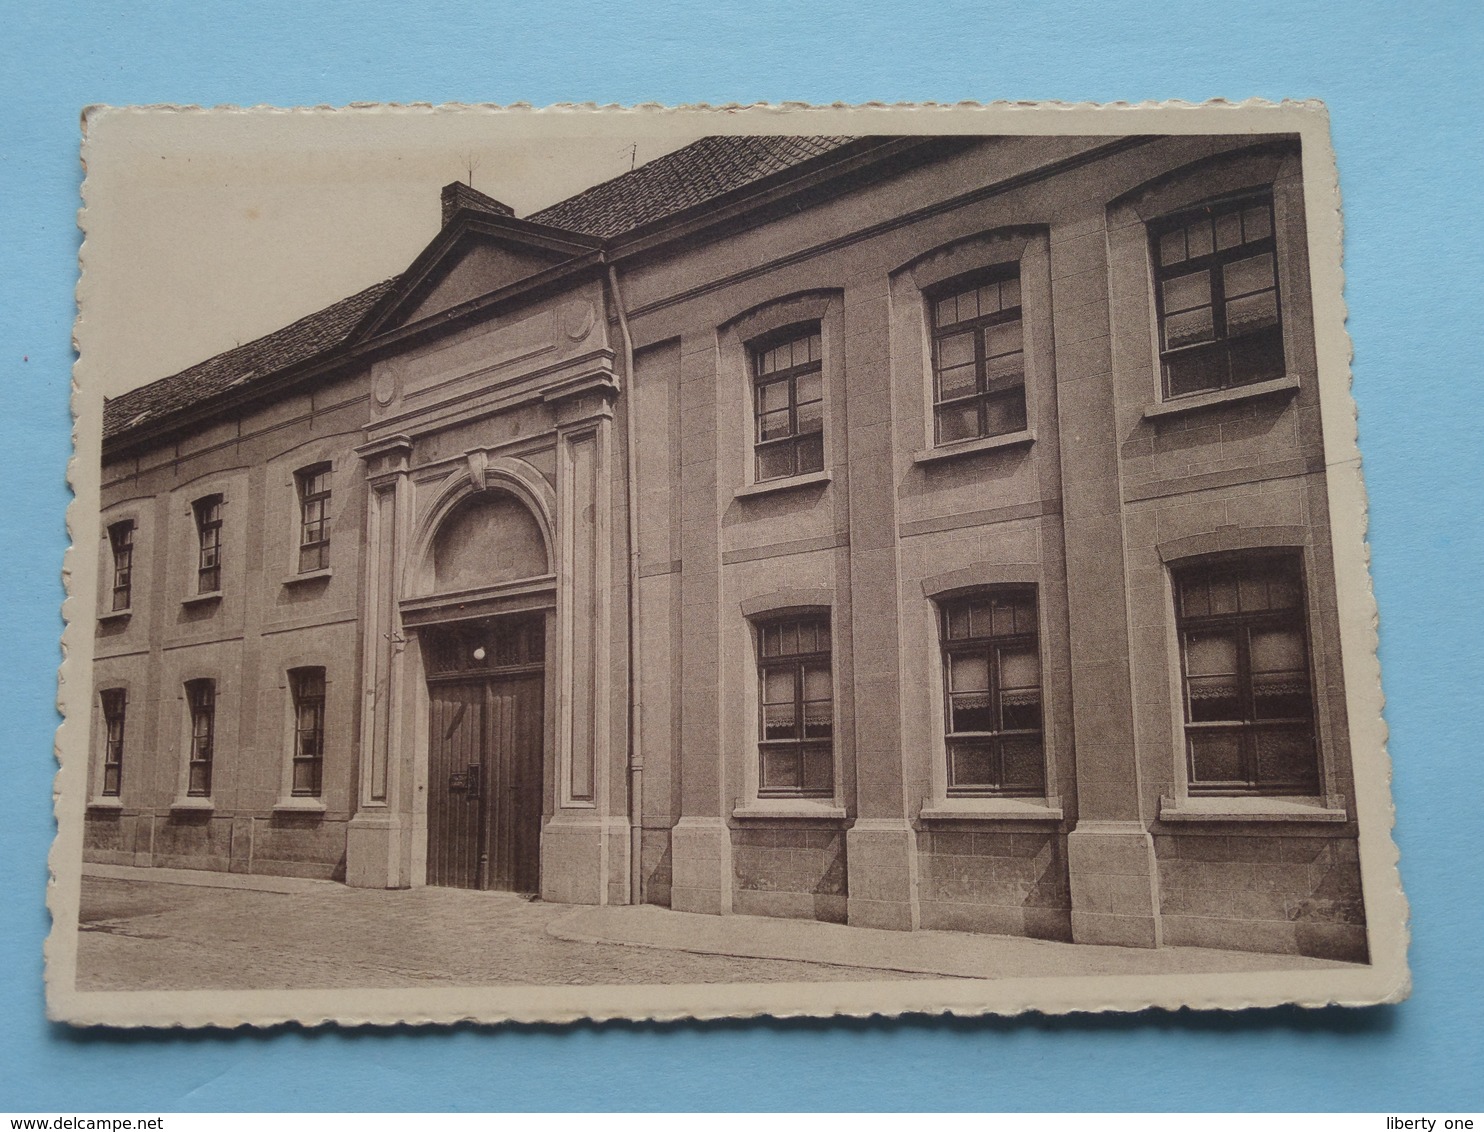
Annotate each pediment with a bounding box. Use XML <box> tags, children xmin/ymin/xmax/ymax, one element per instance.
<box><xmin>353</xmin><ymin>215</ymin><xmax>603</xmax><ymax>341</ymax></box>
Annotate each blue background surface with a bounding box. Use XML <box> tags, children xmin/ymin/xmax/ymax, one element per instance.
<box><xmin>2</xmin><ymin>0</ymin><xmax>1480</xmax><ymax>1112</ymax></box>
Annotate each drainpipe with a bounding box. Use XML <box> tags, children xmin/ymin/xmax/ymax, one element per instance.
<box><xmin>606</xmin><ymin>262</ymin><xmax>644</xmax><ymax>906</ymax></box>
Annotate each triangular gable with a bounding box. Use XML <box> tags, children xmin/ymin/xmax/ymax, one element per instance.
<box><xmin>351</xmin><ymin>212</ymin><xmax>604</xmax><ymax>341</ymax></box>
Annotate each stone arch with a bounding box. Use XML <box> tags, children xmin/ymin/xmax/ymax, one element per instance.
<box><xmin>406</xmin><ymin>455</ymin><xmax>556</xmax><ymax>600</ymax></box>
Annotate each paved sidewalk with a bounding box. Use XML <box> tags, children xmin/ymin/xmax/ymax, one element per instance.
<box><xmin>76</xmin><ymin>864</ymin><xmax>1354</xmax><ymax>991</ymax></box>
<box><xmin>552</xmin><ymin>904</ymin><xmax>1352</xmax><ymax>980</ymax></box>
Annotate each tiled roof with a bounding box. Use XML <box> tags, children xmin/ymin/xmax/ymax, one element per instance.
<box><xmin>528</xmin><ymin>135</ymin><xmax>856</xmax><ymax>237</ymax></box>
<box><xmin>102</xmin><ymin>278</ymin><xmax>397</xmax><ymax>442</ymax></box>
<box><xmin>103</xmin><ymin>135</ymin><xmax>857</xmax><ymax>445</ymax></box>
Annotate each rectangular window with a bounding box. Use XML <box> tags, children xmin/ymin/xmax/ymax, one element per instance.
<box><xmin>930</xmin><ymin>270</ymin><xmax>1027</xmax><ymax>445</ymax></box>
<box><xmin>756</xmin><ymin>614</ymin><xmax>833</xmax><ymax>797</ymax></box>
<box><xmin>100</xmin><ymin>688</ymin><xmax>126</xmax><ymax>797</ymax></box>
<box><xmin>1174</xmin><ymin>554</ymin><xmax>1319</xmax><ymax>795</ymax></box>
<box><xmin>752</xmin><ymin>326</ymin><xmax>824</xmax><ymax>482</ymax></box>
<box><xmin>1151</xmin><ymin>193</ymin><xmax>1284</xmax><ymax>398</ymax></box>
<box><xmin>107</xmin><ymin>520</ymin><xmax>134</xmax><ymax>611</ymax></box>
<box><xmin>940</xmin><ymin>589</ymin><xmax>1044</xmax><ymax>796</ymax></box>
<box><xmin>289</xmin><ymin>667</ymin><xmax>326</xmax><ymax>796</ymax></box>
<box><xmin>194</xmin><ymin>494</ymin><xmax>223</xmax><ymax>593</ymax></box>
<box><xmin>185</xmin><ymin>679</ymin><xmax>216</xmax><ymax>797</ymax></box>
<box><xmin>296</xmin><ymin>465</ymin><xmax>332</xmax><ymax>573</ymax></box>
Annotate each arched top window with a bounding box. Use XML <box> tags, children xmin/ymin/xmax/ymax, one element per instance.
<box><xmin>431</xmin><ymin>491</ymin><xmax>549</xmax><ymax>593</ymax></box>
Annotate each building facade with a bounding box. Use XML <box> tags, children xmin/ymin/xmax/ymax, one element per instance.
<box><xmin>87</xmin><ymin>133</ymin><xmax>1369</xmax><ymax>962</ymax></box>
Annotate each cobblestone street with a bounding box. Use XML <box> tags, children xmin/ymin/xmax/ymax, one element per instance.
<box><xmin>76</xmin><ymin>875</ymin><xmax>928</xmax><ymax>991</ymax></box>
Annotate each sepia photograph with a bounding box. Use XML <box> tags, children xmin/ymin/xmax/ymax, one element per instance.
<box><xmin>49</xmin><ymin>103</ymin><xmax>1408</xmax><ymax>1027</ymax></box>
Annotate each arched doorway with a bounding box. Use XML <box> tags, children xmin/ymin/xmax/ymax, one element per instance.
<box><xmin>417</xmin><ymin>489</ymin><xmax>553</xmax><ymax>893</ymax></box>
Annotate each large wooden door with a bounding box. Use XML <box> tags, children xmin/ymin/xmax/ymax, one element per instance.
<box><xmin>426</xmin><ymin>671</ymin><xmax>545</xmax><ymax>892</ymax></box>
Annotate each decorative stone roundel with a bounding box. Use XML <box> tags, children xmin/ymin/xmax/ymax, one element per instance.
<box><xmin>563</xmin><ymin>300</ymin><xmax>596</xmax><ymax>342</ymax></box>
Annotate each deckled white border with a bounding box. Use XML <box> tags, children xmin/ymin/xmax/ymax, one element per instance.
<box><xmin>51</xmin><ymin>100</ymin><xmax>1408</xmax><ymax>1028</ymax></box>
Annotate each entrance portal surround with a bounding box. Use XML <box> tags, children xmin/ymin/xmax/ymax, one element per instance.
<box><xmin>345</xmin><ymin>388</ymin><xmax>631</xmax><ymax>905</ymax></box>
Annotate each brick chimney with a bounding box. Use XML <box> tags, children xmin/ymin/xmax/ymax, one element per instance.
<box><xmin>441</xmin><ymin>181</ymin><xmax>515</xmax><ymax>227</ymax></box>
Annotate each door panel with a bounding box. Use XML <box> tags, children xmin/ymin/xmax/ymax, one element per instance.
<box><xmin>427</xmin><ymin>681</ymin><xmax>485</xmax><ymax>889</ymax></box>
<box><xmin>427</xmin><ymin>672</ymin><xmax>544</xmax><ymax>892</ymax></box>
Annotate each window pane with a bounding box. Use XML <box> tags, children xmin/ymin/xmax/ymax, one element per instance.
<box><xmin>292</xmin><ymin>760</ymin><xmax>319</xmax><ymax>794</ymax></box>
<box><xmin>1267</xmin><ymin>573</ymin><xmax>1301</xmax><ymax>609</ymax></box>
<box><xmin>998</xmin><ymin>645</ymin><xmax>1040</xmax><ymax>691</ymax></box>
<box><xmin>935</xmin><ymin>295</ymin><xmax>958</xmax><ymax>326</ymax></box>
<box><xmin>936</xmin><ymin>330</ymin><xmax>975</xmax><ymax>370</ymax></box>
<box><xmin>1250</xmin><ymin>627</ymin><xmax>1305</xmax><ymax>672</ymax></box>
<box><xmin>796</xmin><ymin>433</ymin><xmax>824</xmax><ymax>474</ymax></box>
<box><xmin>1254</xmin><ymin>727</ymin><xmax>1318</xmax><ymax>788</ymax></box>
<box><xmin>977</xmin><ymin>282</ymin><xmax>1001</xmax><ymax>315</ymax></box>
<box><xmin>1189</xmin><ymin>730</ymin><xmax>1243</xmax><ymax>784</ymax></box>
<box><xmin>999</xmin><ymin>735</ymin><xmax>1045</xmax><ymax>791</ymax></box>
<box><xmin>1185</xmin><ymin>631</ymin><xmax>1238</xmax><ymax>676</ymax></box>
<box><xmin>982</xmin><ymin>391</ymin><xmax>1028</xmax><ymax>437</ymax></box>
<box><xmin>1000</xmin><ymin>688</ymin><xmax>1042</xmax><ymax>732</ymax></box>
<box><xmin>803</xmin><ymin>702</ymin><xmax>833</xmax><ymax>739</ymax></box>
<box><xmin>989</xmin><ymin>599</ymin><xmax>1016</xmax><ymax>637</ymax></box>
<box><xmin>795</xmin><ymin>369</ymin><xmax>822</xmax><ymax>406</ymax></box>
<box><xmin>952</xmin><ymin>286</ymin><xmax>979</xmax><ymax>322</ymax></box>
<box><xmin>757</xmin><ymin>444</ymin><xmax>794</xmax><ymax>481</ymax></box>
<box><xmin>1164</xmin><ymin>306</ymin><xmax>1215</xmax><ymax>349</ymax></box>
<box><xmin>803</xmin><ymin>665</ymin><xmax>832</xmax><ymax>701</ymax></box>
<box><xmin>983</xmin><ymin>319</ymin><xmax>1023</xmax><ymax>358</ymax></box>
<box><xmin>949</xmin><ymin>651</ymin><xmax>989</xmax><ymax>693</ymax></box>
<box><xmin>1253</xmin><ymin>672</ymin><xmax>1313</xmax><ymax>720</ymax></box>
<box><xmin>761</xmin><ymin>747</ymin><xmax>801</xmax><ymax>792</ymax></box>
<box><xmin>763</xmin><ymin>667</ymin><xmax>793</xmax><ymax>704</ymax></box>
<box><xmin>757</xmin><ymin>379</ymin><xmax>790</xmax><ymax>415</ymax></box>
<box><xmin>950</xmin><ymin>692</ymin><xmax>995</xmax><ymax>735</ymax></box>
<box><xmin>796</xmin><ymin>398</ymin><xmax>823</xmax><ymax>436</ymax></box>
<box><xmin>1013</xmin><ymin>595</ymin><xmax>1037</xmax><ymax>635</ymax></box>
<box><xmin>946</xmin><ymin>603</ymin><xmax>972</xmax><ymax>640</ymax></box>
<box><xmin>1208</xmin><ymin>575</ymin><xmax>1238</xmax><ymax>614</ymax></box>
<box><xmin>757</xmin><ymin>409</ymin><xmax>792</xmax><ymax>442</ymax></box>
<box><xmin>1165</xmin><ymin>347</ymin><xmax>1226</xmax><ymax>397</ymax></box>
<box><xmin>1158</xmin><ymin>228</ymin><xmax>1187</xmax><ymax>265</ymax></box>
<box><xmin>948</xmin><ymin>740</ymin><xmax>995</xmax><ymax>789</ymax></box>
<box><xmin>983</xmin><ymin>351</ymin><xmax>1024</xmax><ymax>392</ymax></box>
<box><xmin>999</xmin><ymin>276</ymin><xmax>1021</xmax><ymax>309</ymax></box>
<box><xmin>1242</xmin><ymin>204</ymin><xmax>1272</xmax><ymax>242</ymax></box>
<box><xmin>1226</xmin><ymin>290</ymin><xmax>1280</xmax><ymax>336</ymax></box>
<box><xmin>762</xmin><ymin>704</ymin><xmax>796</xmax><ymax>740</ymax></box>
<box><xmin>1223</xmin><ymin>252</ymin><xmax>1276</xmax><ymax>299</ymax></box>
<box><xmin>1179</xmin><ymin>576</ymin><xmax>1209</xmax><ymax>617</ymax></box>
<box><xmin>1186</xmin><ymin>218</ymin><xmax>1213</xmax><ymax>258</ymax></box>
<box><xmin>936</xmin><ymin>403</ymin><xmax>981</xmax><ymax>443</ymax></box>
<box><xmin>808</xmin><ymin>332</ymin><xmax>821</xmax><ymax>361</ymax></box>
<box><xmin>1228</xmin><ymin>327</ymin><xmax>1285</xmax><ymax>385</ymax></box>
<box><xmin>801</xmin><ymin>745</ymin><xmax>833</xmax><ymax>794</ymax></box>
<box><xmin>935</xmin><ymin>362</ymin><xmax>978</xmax><ymax>402</ymax></box>
<box><xmin>761</xmin><ymin>625</ymin><xmax>782</xmax><ymax>657</ymax></box>
<box><xmin>1214</xmin><ymin>210</ymin><xmax>1243</xmax><ymax>251</ymax></box>
<box><xmin>1161</xmin><ymin>270</ymin><xmax>1211</xmax><ymax>313</ymax></box>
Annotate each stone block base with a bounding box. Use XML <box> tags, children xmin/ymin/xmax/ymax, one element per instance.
<box><xmin>542</xmin><ymin>814</ymin><xmax>627</xmax><ymax>906</ymax></box>
<box><xmin>670</xmin><ymin>817</ymin><xmax>732</xmax><ymax>915</ymax></box>
<box><xmin>345</xmin><ymin>812</ymin><xmax>405</xmax><ymax>888</ymax></box>
<box><xmin>846</xmin><ymin>819</ymin><xmax>919</xmax><ymax>931</ymax></box>
<box><xmin>1067</xmin><ymin>820</ymin><xmax>1160</xmax><ymax>947</ymax></box>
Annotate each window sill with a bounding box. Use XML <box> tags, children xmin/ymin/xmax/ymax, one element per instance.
<box><xmin>282</xmin><ymin>568</ymin><xmax>333</xmax><ymax>587</ymax></box>
<box><xmin>912</xmin><ymin>429</ymin><xmax>1035</xmax><ymax>466</ymax></box>
<box><xmin>732</xmin><ymin>800</ymin><xmax>847</xmax><ymax>821</ymax></box>
<box><xmin>1142</xmin><ymin>376</ymin><xmax>1300</xmax><ymax>421</ymax></box>
<box><xmin>97</xmin><ymin>608</ymin><xmax>132</xmax><ymax>624</ymax></box>
<box><xmin>734</xmin><ymin>470</ymin><xmax>832</xmax><ymax>500</ymax></box>
<box><xmin>1158</xmin><ymin>794</ymin><xmax>1347</xmax><ymax>823</ymax></box>
<box><xmin>180</xmin><ymin>591</ymin><xmax>223</xmax><ymax>608</ymax></box>
<box><xmin>86</xmin><ymin>797</ymin><xmax>125</xmax><ymax>811</ymax></box>
<box><xmin>169</xmin><ymin>796</ymin><xmax>215</xmax><ymax>814</ymax></box>
<box><xmin>919</xmin><ymin>796</ymin><xmax>1063</xmax><ymax>822</ymax></box>
<box><xmin>273</xmin><ymin>796</ymin><xmax>327</xmax><ymax>814</ymax></box>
